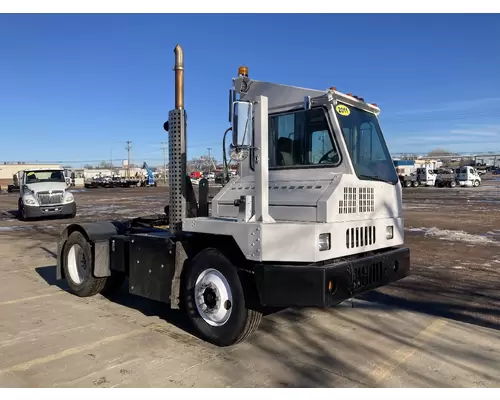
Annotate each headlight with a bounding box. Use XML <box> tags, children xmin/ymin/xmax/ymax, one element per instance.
<box><xmin>64</xmin><ymin>192</ymin><xmax>74</xmax><ymax>203</ymax></box>
<box><xmin>386</xmin><ymin>225</ymin><xmax>394</xmax><ymax>240</ymax></box>
<box><xmin>23</xmin><ymin>195</ymin><xmax>36</xmax><ymax>205</ymax></box>
<box><xmin>319</xmin><ymin>233</ymin><xmax>331</xmax><ymax>251</ymax></box>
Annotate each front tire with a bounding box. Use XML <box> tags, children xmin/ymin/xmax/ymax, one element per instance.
<box><xmin>181</xmin><ymin>248</ymin><xmax>262</xmax><ymax>346</ymax></box>
<box><xmin>67</xmin><ymin>206</ymin><xmax>77</xmax><ymax>219</ymax></box>
<box><xmin>18</xmin><ymin>199</ymin><xmax>29</xmax><ymax>221</ymax></box>
<box><xmin>62</xmin><ymin>231</ymin><xmax>108</xmax><ymax>297</ymax></box>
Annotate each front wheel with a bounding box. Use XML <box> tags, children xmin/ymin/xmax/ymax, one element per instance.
<box><xmin>18</xmin><ymin>199</ymin><xmax>29</xmax><ymax>221</ymax></box>
<box><xmin>474</xmin><ymin>179</ymin><xmax>480</xmax><ymax>187</ymax></box>
<box><xmin>181</xmin><ymin>248</ymin><xmax>262</xmax><ymax>346</ymax></box>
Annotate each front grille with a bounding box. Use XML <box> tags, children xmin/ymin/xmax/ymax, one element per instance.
<box><xmin>37</xmin><ymin>190</ymin><xmax>64</xmax><ymax>205</ymax></box>
<box><xmin>346</xmin><ymin>226</ymin><xmax>376</xmax><ymax>248</ymax></box>
<box><xmin>351</xmin><ymin>261</ymin><xmax>385</xmax><ymax>290</ymax></box>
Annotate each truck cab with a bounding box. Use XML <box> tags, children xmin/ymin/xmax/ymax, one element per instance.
<box><xmin>18</xmin><ymin>168</ymin><xmax>77</xmax><ymax>220</ymax></box>
<box><xmin>210</xmin><ymin>78</ymin><xmax>404</xmax><ymax>259</ymax></box>
<box><xmin>457</xmin><ymin>166</ymin><xmax>481</xmax><ymax>187</ymax></box>
<box><xmin>416</xmin><ymin>167</ymin><xmax>437</xmax><ymax>186</ymax></box>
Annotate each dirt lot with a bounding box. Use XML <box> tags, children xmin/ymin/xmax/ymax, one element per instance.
<box><xmin>0</xmin><ymin>177</ymin><xmax>499</xmax><ymax>388</ymax></box>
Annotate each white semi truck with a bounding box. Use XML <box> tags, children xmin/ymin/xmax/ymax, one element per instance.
<box><xmin>17</xmin><ymin>167</ymin><xmax>77</xmax><ymax>220</ymax></box>
<box><xmin>435</xmin><ymin>166</ymin><xmax>481</xmax><ymax>188</ymax></box>
<box><xmin>55</xmin><ymin>44</ymin><xmax>410</xmax><ymax>346</ymax></box>
<box><xmin>400</xmin><ymin>167</ymin><xmax>437</xmax><ymax>188</ymax></box>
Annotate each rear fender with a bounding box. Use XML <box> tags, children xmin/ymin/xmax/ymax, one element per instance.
<box><xmin>56</xmin><ymin>221</ymin><xmax>127</xmax><ymax>280</ymax></box>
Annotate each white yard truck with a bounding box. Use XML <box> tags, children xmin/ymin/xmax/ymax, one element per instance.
<box><xmin>18</xmin><ymin>168</ymin><xmax>77</xmax><ymax>220</ymax></box>
<box><xmin>55</xmin><ymin>44</ymin><xmax>410</xmax><ymax>347</ymax></box>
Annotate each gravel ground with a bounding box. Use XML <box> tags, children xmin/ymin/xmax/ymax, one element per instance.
<box><xmin>0</xmin><ymin>176</ymin><xmax>499</xmax><ymax>387</ymax></box>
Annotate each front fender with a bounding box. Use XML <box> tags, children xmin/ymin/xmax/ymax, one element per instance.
<box><xmin>56</xmin><ymin>221</ymin><xmax>128</xmax><ymax>280</ymax></box>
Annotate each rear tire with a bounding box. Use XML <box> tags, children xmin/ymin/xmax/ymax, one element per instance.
<box><xmin>412</xmin><ymin>180</ymin><xmax>419</xmax><ymax>187</ymax></box>
<box><xmin>404</xmin><ymin>180</ymin><xmax>412</xmax><ymax>188</ymax></box>
<box><xmin>62</xmin><ymin>231</ymin><xmax>108</xmax><ymax>297</ymax></box>
<box><xmin>181</xmin><ymin>248</ymin><xmax>262</xmax><ymax>347</ymax></box>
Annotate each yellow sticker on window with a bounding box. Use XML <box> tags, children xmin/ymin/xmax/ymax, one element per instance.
<box><xmin>335</xmin><ymin>104</ymin><xmax>350</xmax><ymax>116</ymax></box>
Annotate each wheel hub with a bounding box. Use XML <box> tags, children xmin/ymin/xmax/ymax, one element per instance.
<box><xmin>200</xmin><ymin>283</ymin><xmax>220</xmax><ymax>312</ymax></box>
<box><xmin>194</xmin><ymin>268</ymin><xmax>233</xmax><ymax>327</ymax></box>
<box><xmin>67</xmin><ymin>244</ymin><xmax>88</xmax><ymax>285</ymax></box>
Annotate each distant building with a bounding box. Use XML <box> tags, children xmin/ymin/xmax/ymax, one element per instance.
<box><xmin>393</xmin><ymin>160</ymin><xmax>415</xmax><ymax>176</ymax></box>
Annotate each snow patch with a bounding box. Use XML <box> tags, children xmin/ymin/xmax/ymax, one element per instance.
<box><xmin>0</xmin><ymin>225</ymin><xmax>30</xmax><ymax>232</ymax></box>
<box><xmin>405</xmin><ymin>226</ymin><xmax>498</xmax><ymax>245</ymax></box>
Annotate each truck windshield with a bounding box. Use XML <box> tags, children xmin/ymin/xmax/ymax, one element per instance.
<box><xmin>335</xmin><ymin>102</ymin><xmax>398</xmax><ymax>184</ymax></box>
<box><xmin>25</xmin><ymin>170</ymin><xmax>66</xmax><ymax>183</ymax></box>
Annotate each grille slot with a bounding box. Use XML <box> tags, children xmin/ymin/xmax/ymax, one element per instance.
<box><xmin>352</xmin><ymin>261</ymin><xmax>385</xmax><ymax>290</ymax></box>
<box><xmin>346</xmin><ymin>226</ymin><xmax>376</xmax><ymax>248</ymax></box>
<box><xmin>37</xmin><ymin>191</ymin><xmax>64</xmax><ymax>205</ymax></box>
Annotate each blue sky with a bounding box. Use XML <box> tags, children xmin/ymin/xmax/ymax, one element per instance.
<box><xmin>1</xmin><ymin>13</ymin><xmax>500</xmax><ymax>167</ymax></box>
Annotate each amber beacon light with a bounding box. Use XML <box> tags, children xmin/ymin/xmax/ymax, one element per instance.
<box><xmin>238</xmin><ymin>66</ymin><xmax>249</xmax><ymax>77</ymax></box>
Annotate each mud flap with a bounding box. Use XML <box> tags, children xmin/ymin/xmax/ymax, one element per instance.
<box><xmin>56</xmin><ymin>221</ymin><xmax>126</xmax><ymax>280</ymax></box>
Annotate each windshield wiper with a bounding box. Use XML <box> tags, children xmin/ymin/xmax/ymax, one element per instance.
<box><xmin>358</xmin><ymin>174</ymin><xmax>393</xmax><ymax>183</ymax></box>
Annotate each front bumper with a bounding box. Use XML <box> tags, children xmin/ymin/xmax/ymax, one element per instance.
<box><xmin>253</xmin><ymin>247</ymin><xmax>410</xmax><ymax>307</ymax></box>
<box><xmin>24</xmin><ymin>202</ymin><xmax>76</xmax><ymax>218</ymax></box>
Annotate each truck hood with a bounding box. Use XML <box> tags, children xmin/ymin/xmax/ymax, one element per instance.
<box><xmin>25</xmin><ymin>182</ymin><xmax>68</xmax><ymax>193</ymax></box>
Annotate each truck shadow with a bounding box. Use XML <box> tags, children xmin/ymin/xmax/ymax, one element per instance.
<box><xmin>32</xmin><ymin>264</ymin><xmax>500</xmax><ymax>387</ymax></box>
<box><xmin>34</xmin><ymin>264</ymin><xmax>291</xmax><ymax>341</ymax></box>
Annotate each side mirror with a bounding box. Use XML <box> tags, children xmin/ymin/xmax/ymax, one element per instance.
<box><xmin>230</xmin><ymin>100</ymin><xmax>253</xmax><ymax>162</ymax></box>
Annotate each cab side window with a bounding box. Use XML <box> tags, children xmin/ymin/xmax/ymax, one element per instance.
<box><xmin>267</xmin><ymin>108</ymin><xmax>339</xmax><ymax>168</ymax></box>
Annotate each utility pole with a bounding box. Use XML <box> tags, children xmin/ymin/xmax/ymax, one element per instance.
<box><xmin>161</xmin><ymin>141</ymin><xmax>168</xmax><ymax>184</ymax></box>
<box><xmin>207</xmin><ymin>147</ymin><xmax>212</xmax><ymax>173</ymax></box>
<box><xmin>125</xmin><ymin>140</ymin><xmax>132</xmax><ymax>178</ymax></box>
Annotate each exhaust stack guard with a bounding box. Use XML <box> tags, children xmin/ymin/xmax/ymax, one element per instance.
<box><xmin>168</xmin><ymin>44</ymin><xmax>187</xmax><ymax>235</ymax></box>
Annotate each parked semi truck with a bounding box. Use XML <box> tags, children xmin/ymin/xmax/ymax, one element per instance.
<box><xmin>17</xmin><ymin>167</ymin><xmax>76</xmax><ymax>220</ymax></box>
<box><xmin>399</xmin><ymin>167</ymin><xmax>437</xmax><ymax>188</ymax></box>
<box><xmin>435</xmin><ymin>166</ymin><xmax>481</xmax><ymax>188</ymax></box>
<box><xmin>55</xmin><ymin>44</ymin><xmax>411</xmax><ymax>346</ymax></box>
